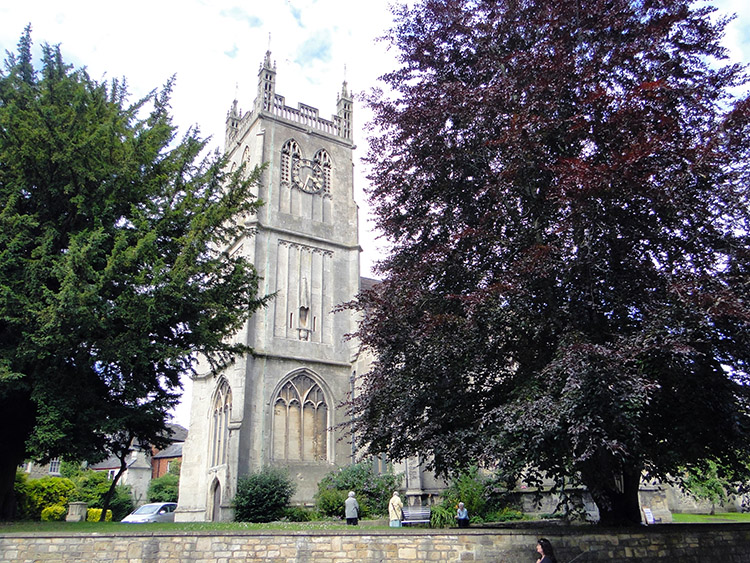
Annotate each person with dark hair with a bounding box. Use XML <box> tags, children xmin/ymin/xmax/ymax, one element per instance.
<box><xmin>536</xmin><ymin>538</ymin><xmax>558</xmax><ymax>563</ymax></box>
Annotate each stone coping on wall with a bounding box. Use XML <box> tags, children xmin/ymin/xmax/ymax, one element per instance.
<box><xmin>3</xmin><ymin>520</ymin><xmax>744</xmax><ymax>537</ymax></box>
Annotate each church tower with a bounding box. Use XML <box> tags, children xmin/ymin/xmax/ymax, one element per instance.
<box><xmin>176</xmin><ymin>52</ymin><xmax>361</xmax><ymax>521</ymax></box>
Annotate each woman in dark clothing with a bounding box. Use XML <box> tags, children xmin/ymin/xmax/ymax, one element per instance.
<box><xmin>536</xmin><ymin>538</ymin><xmax>558</xmax><ymax>563</ymax></box>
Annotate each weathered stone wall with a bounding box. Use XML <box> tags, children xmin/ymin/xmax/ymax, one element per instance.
<box><xmin>2</xmin><ymin>524</ymin><xmax>750</xmax><ymax>562</ymax></box>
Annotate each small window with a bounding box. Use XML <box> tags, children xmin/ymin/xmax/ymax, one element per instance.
<box><xmin>48</xmin><ymin>458</ymin><xmax>61</xmax><ymax>475</ymax></box>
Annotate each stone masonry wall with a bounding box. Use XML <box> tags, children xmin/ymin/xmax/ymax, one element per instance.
<box><xmin>2</xmin><ymin>524</ymin><xmax>750</xmax><ymax>562</ymax></box>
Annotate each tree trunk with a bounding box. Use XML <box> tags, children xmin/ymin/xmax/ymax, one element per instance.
<box><xmin>0</xmin><ymin>454</ymin><xmax>21</xmax><ymax>521</ymax></box>
<box><xmin>584</xmin><ymin>466</ymin><xmax>642</xmax><ymax>526</ymax></box>
<box><xmin>0</xmin><ymin>393</ymin><xmax>35</xmax><ymax>521</ymax></box>
<box><xmin>99</xmin><ymin>454</ymin><xmax>128</xmax><ymax>522</ymax></box>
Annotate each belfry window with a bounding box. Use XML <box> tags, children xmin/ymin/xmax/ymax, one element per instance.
<box><xmin>313</xmin><ymin>149</ymin><xmax>332</xmax><ymax>193</ymax></box>
<box><xmin>211</xmin><ymin>380</ymin><xmax>232</xmax><ymax>467</ymax></box>
<box><xmin>272</xmin><ymin>374</ymin><xmax>328</xmax><ymax>462</ymax></box>
<box><xmin>280</xmin><ymin>139</ymin><xmax>301</xmax><ymax>187</ymax></box>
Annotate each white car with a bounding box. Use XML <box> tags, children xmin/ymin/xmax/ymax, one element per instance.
<box><xmin>121</xmin><ymin>502</ymin><xmax>177</xmax><ymax>523</ymax></box>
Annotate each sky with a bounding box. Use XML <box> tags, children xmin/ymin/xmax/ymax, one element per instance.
<box><xmin>2</xmin><ymin>0</ymin><xmax>749</xmax><ymax>427</ymax></box>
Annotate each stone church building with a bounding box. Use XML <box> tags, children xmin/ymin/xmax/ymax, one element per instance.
<box><xmin>175</xmin><ymin>52</ymin><xmax>438</xmax><ymax>522</ymax></box>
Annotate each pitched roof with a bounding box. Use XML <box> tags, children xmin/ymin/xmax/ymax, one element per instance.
<box><xmin>360</xmin><ymin>277</ymin><xmax>381</xmax><ymax>292</ymax></box>
<box><xmin>164</xmin><ymin>423</ymin><xmax>188</xmax><ymax>443</ymax></box>
<box><xmin>153</xmin><ymin>442</ymin><xmax>183</xmax><ymax>459</ymax></box>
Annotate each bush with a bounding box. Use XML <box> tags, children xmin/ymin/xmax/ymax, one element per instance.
<box><xmin>486</xmin><ymin>507</ymin><xmax>524</xmax><ymax>522</ymax></box>
<box><xmin>86</xmin><ymin>508</ymin><xmax>113</xmax><ymax>522</ymax></box>
<box><xmin>25</xmin><ymin>476</ymin><xmax>76</xmax><ymax>520</ymax></box>
<box><xmin>316</xmin><ymin>462</ymin><xmax>401</xmax><ymax>518</ymax></box>
<box><xmin>41</xmin><ymin>504</ymin><xmax>67</xmax><ymax>521</ymax></box>
<box><xmin>148</xmin><ymin>473</ymin><xmax>179</xmax><ymax>503</ymax></box>
<box><xmin>315</xmin><ymin>488</ymin><xmax>348</xmax><ymax>518</ymax></box>
<box><xmin>282</xmin><ymin>505</ymin><xmax>314</xmax><ymax>522</ymax></box>
<box><xmin>233</xmin><ymin>467</ymin><xmax>296</xmax><ymax>523</ymax></box>
<box><xmin>430</xmin><ymin>505</ymin><xmax>455</xmax><ymax>528</ymax></box>
<box><xmin>13</xmin><ymin>472</ymin><xmax>33</xmax><ymax>520</ymax></box>
<box><xmin>70</xmin><ymin>470</ymin><xmax>133</xmax><ymax>521</ymax></box>
<box><xmin>439</xmin><ymin>466</ymin><xmax>487</xmax><ymax>520</ymax></box>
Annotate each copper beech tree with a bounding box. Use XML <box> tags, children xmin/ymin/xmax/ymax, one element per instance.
<box><xmin>0</xmin><ymin>29</ymin><xmax>268</xmax><ymax>519</ymax></box>
<box><xmin>348</xmin><ymin>0</ymin><xmax>750</xmax><ymax>525</ymax></box>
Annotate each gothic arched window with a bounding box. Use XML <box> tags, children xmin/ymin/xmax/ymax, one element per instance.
<box><xmin>272</xmin><ymin>373</ymin><xmax>328</xmax><ymax>462</ymax></box>
<box><xmin>280</xmin><ymin>139</ymin><xmax>301</xmax><ymax>187</ymax></box>
<box><xmin>313</xmin><ymin>149</ymin><xmax>332</xmax><ymax>193</ymax></box>
<box><xmin>210</xmin><ymin>380</ymin><xmax>232</xmax><ymax>467</ymax></box>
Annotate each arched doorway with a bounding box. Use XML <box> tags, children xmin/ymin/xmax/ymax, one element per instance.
<box><xmin>210</xmin><ymin>479</ymin><xmax>222</xmax><ymax>522</ymax></box>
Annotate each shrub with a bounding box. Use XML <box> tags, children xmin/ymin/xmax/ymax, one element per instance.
<box><xmin>439</xmin><ymin>466</ymin><xmax>487</xmax><ymax>520</ymax></box>
<box><xmin>13</xmin><ymin>472</ymin><xmax>33</xmax><ymax>520</ymax></box>
<box><xmin>148</xmin><ymin>473</ymin><xmax>179</xmax><ymax>503</ymax></box>
<box><xmin>60</xmin><ymin>461</ymin><xmax>85</xmax><ymax>479</ymax></box>
<box><xmin>106</xmin><ymin>486</ymin><xmax>135</xmax><ymax>522</ymax></box>
<box><xmin>233</xmin><ymin>467</ymin><xmax>296</xmax><ymax>523</ymax></box>
<box><xmin>70</xmin><ymin>470</ymin><xmax>134</xmax><ymax>521</ymax></box>
<box><xmin>315</xmin><ymin>488</ymin><xmax>348</xmax><ymax>518</ymax></box>
<box><xmin>41</xmin><ymin>504</ymin><xmax>67</xmax><ymax>521</ymax></box>
<box><xmin>25</xmin><ymin>476</ymin><xmax>76</xmax><ymax>520</ymax></box>
<box><xmin>86</xmin><ymin>508</ymin><xmax>113</xmax><ymax>522</ymax></box>
<box><xmin>316</xmin><ymin>462</ymin><xmax>401</xmax><ymax>518</ymax></box>
<box><xmin>430</xmin><ymin>505</ymin><xmax>455</xmax><ymax>528</ymax></box>
<box><xmin>282</xmin><ymin>505</ymin><xmax>313</xmax><ymax>522</ymax></box>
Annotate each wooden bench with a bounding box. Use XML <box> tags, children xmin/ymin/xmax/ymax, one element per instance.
<box><xmin>401</xmin><ymin>506</ymin><xmax>431</xmax><ymax>526</ymax></box>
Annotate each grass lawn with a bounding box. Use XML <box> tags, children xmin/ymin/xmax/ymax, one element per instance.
<box><xmin>672</xmin><ymin>512</ymin><xmax>750</xmax><ymax>523</ymax></box>
<box><xmin>0</xmin><ymin>520</ymin><xmax>355</xmax><ymax>533</ymax></box>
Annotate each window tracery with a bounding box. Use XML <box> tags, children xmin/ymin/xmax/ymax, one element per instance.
<box><xmin>210</xmin><ymin>380</ymin><xmax>232</xmax><ymax>467</ymax></box>
<box><xmin>313</xmin><ymin>149</ymin><xmax>332</xmax><ymax>193</ymax></box>
<box><xmin>272</xmin><ymin>373</ymin><xmax>328</xmax><ymax>462</ymax></box>
<box><xmin>280</xmin><ymin>139</ymin><xmax>301</xmax><ymax>187</ymax></box>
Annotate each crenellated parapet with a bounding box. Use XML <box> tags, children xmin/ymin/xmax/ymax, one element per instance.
<box><xmin>225</xmin><ymin>51</ymin><xmax>353</xmax><ymax>152</ymax></box>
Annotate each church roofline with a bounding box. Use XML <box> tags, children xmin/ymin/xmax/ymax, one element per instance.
<box><xmin>226</xmin><ymin>51</ymin><xmax>354</xmax><ymax>151</ymax></box>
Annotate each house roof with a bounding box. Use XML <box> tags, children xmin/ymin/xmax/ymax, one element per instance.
<box><xmin>89</xmin><ymin>455</ymin><xmax>136</xmax><ymax>471</ymax></box>
<box><xmin>164</xmin><ymin>423</ymin><xmax>188</xmax><ymax>443</ymax></box>
<box><xmin>360</xmin><ymin>277</ymin><xmax>380</xmax><ymax>292</ymax></box>
<box><xmin>153</xmin><ymin>442</ymin><xmax>183</xmax><ymax>459</ymax></box>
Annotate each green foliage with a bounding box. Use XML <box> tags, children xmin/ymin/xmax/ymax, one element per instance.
<box><xmin>40</xmin><ymin>504</ymin><xmax>66</xmax><ymax>521</ymax></box>
<box><xmin>350</xmin><ymin>0</ymin><xmax>750</xmax><ymax>526</ymax></box>
<box><xmin>148</xmin><ymin>473</ymin><xmax>179</xmax><ymax>503</ymax></box>
<box><xmin>86</xmin><ymin>508</ymin><xmax>112</xmax><ymax>522</ymax></box>
<box><xmin>25</xmin><ymin>477</ymin><xmax>75</xmax><ymax>520</ymax></box>
<box><xmin>13</xmin><ymin>472</ymin><xmax>33</xmax><ymax>520</ymax></box>
<box><xmin>104</xmin><ymin>488</ymin><xmax>134</xmax><ymax>523</ymax></box>
<box><xmin>429</xmin><ymin>505</ymin><xmax>455</xmax><ymax>528</ymax></box>
<box><xmin>316</xmin><ymin>462</ymin><xmax>401</xmax><ymax>518</ymax></box>
<box><xmin>59</xmin><ymin>462</ymin><xmax>84</xmax><ymax>479</ymax></box>
<box><xmin>486</xmin><ymin>507</ymin><xmax>524</xmax><ymax>522</ymax></box>
<box><xmin>168</xmin><ymin>461</ymin><xmax>181</xmax><ymax>477</ymax></box>
<box><xmin>315</xmin><ymin>488</ymin><xmax>348</xmax><ymax>518</ymax></box>
<box><xmin>68</xmin><ymin>470</ymin><xmax>133</xmax><ymax>522</ymax></box>
<box><xmin>683</xmin><ymin>461</ymin><xmax>731</xmax><ymax>514</ymax></box>
<box><xmin>439</xmin><ymin>467</ymin><xmax>487</xmax><ymax>520</ymax></box>
<box><xmin>233</xmin><ymin>467</ymin><xmax>296</xmax><ymax>523</ymax></box>
<box><xmin>282</xmin><ymin>505</ymin><xmax>314</xmax><ymax>522</ymax></box>
<box><xmin>0</xmin><ymin>27</ymin><xmax>268</xmax><ymax>519</ymax></box>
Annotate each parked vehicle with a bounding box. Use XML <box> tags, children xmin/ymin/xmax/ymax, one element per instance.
<box><xmin>121</xmin><ymin>502</ymin><xmax>177</xmax><ymax>523</ymax></box>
